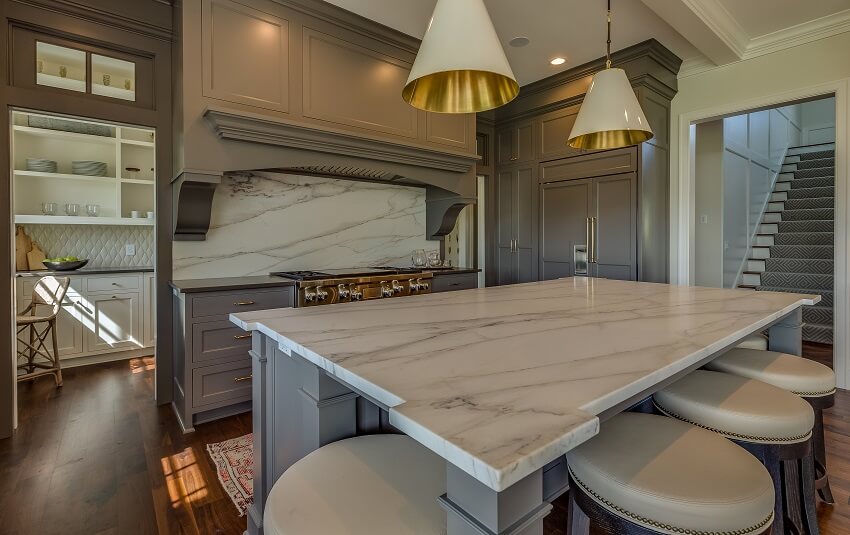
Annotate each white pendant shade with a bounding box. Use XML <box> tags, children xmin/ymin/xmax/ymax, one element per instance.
<box><xmin>402</xmin><ymin>0</ymin><xmax>519</xmax><ymax>113</ymax></box>
<box><xmin>568</xmin><ymin>68</ymin><xmax>653</xmax><ymax>150</ymax></box>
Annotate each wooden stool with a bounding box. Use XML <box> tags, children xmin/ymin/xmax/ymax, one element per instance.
<box><xmin>566</xmin><ymin>412</ymin><xmax>774</xmax><ymax>535</ymax></box>
<box><xmin>16</xmin><ymin>276</ymin><xmax>70</xmax><ymax>386</ymax></box>
<box><xmin>706</xmin><ymin>347</ymin><xmax>837</xmax><ymax>505</ymax></box>
<box><xmin>654</xmin><ymin>370</ymin><xmax>816</xmax><ymax>535</ymax></box>
<box><xmin>263</xmin><ymin>434</ymin><xmax>445</xmax><ymax>535</ymax></box>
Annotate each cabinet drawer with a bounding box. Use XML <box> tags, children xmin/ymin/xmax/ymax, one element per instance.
<box><xmin>86</xmin><ymin>275</ymin><xmax>140</xmax><ymax>293</ymax></box>
<box><xmin>191</xmin><ymin>288</ymin><xmax>292</xmax><ymax>318</ymax></box>
<box><xmin>192</xmin><ymin>320</ymin><xmax>252</xmax><ymax>364</ymax></box>
<box><xmin>431</xmin><ymin>273</ymin><xmax>478</xmax><ymax>293</ymax></box>
<box><xmin>192</xmin><ymin>360</ymin><xmax>252</xmax><ymax>407</ymax></box>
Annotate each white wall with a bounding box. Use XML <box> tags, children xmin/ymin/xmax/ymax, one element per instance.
<box><xmin>669</xmin><ymin>31</ymin><xmax>848</xmax><ymax>387</ymax></box>
<box><xmin>172</xmin><ymin>172</ymin><xmax>440</xmax><ymax>279</ymax></box>
<box><xmin>801</xmin><ymin>98</ymin><xmax>837</xmax><ymax>145</ymax></box>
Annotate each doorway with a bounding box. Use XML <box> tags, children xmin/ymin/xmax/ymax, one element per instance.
<box><xmin>10</xmin><ymin>109</ymin><xmax>158</xmax><ymax>425</ymax></box>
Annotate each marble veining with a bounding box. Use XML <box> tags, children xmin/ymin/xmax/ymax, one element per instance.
<box><xmin>231</xmin><ymin>278</ymin><xmax>818</xmax><ymax>492</ymax></box>
<box><xmin>172</xmin><ymin>172</ymin><xmax>439</xmax><ymax>278</ymax></box>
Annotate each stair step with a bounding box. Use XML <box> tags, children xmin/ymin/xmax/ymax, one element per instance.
<box><xmin>770</xmin><ymin>192</ymin><xmax>788</xmax><ymax>202</ymax></box>
<box><xmin>751</xmin><ymin>246</ymin><xmax>770</xmax><ymax>259</ymax></box>
<box><xmin>756</xmin><ymin>287</ymin><xmax>833</xmax><ymax>307</ymax></box>
<box><xmin>742</xmin><ymin>272</ymin><xmax>762</xmax><ymax>286</ymax></box>
<box><xmin>767</xmin><ymin>201</ymin><xmax>785</xmax><ymax>212</ymax></box>
<box><xmin>791</xmin><ymin>177</ymin><xmax>834</xmax><ymax>189</ymax></box>
<box><xmin>760</xmin><ymin>272</ymin><xmax>833</xmax><ymax>290</ymax></box>
<box><xmin>781</xmin><ymin>163</ymin><xmax>797</xmax><ymax>173</ymax></box>
<box><xmin>768</xmin><ymin>245</ymin><xmax>834</xmax><ymax>258</ymax></box>
<box><xmin>795</xmin><ymin>148</ymin><xmax>835</xmax><ymax>160</ymax></box>
<box><xmin>764</xmin><ymin>258</ymin><xmax>833</xmax><ymax>274</ymax></box>
<box><xmin>775</xmin><ymin>182</ymin><xmax>792</xmax><ymax>192</ymax></box>
<box><xmin>773</xmin><ymin>232</ymin><xmax>833</xmax><ymax>245</ymax></box>
<box><xmin>795</xmin><ymin>167</ymin><xmax>834</xmax><ymax>179</ymax></box>
<box><xmin>783</xmin><ymin>198</ymin><xmax>833</xmax><ymax>210</ymax></box>
<box><xmin>803</xmin><ymin>305</ymin><xmax>833</xmax><ymax>326</ymax></box>
<box><xmin>759</xmin><ymin>223</ymin><xmax>778</xmax><ymax>235</ymax></box>
<box><xmin>796</xmin><ymin>157</ymin><xmax>834</xmax><ymax>170</ymax></box>
<box><xmin>747</xmin><ymin>259</ymin><xmax>766</xmax><ymax>273</ymax></box>
<box><xmin>754</xmin><ymin>234</ymin><xmax>774</xmax><ymax>246</ymax></box>
<box><xmin>786</xmin><ymin>186</ymin><xmax>834</xmax><ymax>199</ymax></box>
<box><xmin>780</xmin><ymin>208</ymin><xmax>834</xmax><ymax>221</ymax></box>
<box><xmin>776</xmin><ymin>220</ymin><xmax>833</xmax><ymax>233</ymax></box>
<box><xmin>803</xmin><ymin>323</ymin><xmax>833</xmax><ymax>344</ymax></box>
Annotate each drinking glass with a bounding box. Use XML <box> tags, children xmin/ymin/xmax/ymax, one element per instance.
<box><xmin>411</xmin><ymin>249</ymin><xmax>427</xmax><ymax>267</ymax></box>
<box><xmin>427</xmin><ymin>251</ymin><xmax>442</xmax><ymax>267</ymax></box>
<box><xmin>86</xmin><ymin>204</ymin><xmax>99</xmax><ymax>217</ymax></box>
<box><xmin>41</xmin><ymin>202</ymin><xmax>56</xmax><ymax>216</ymax></box>
<box><xmin>64</xmin><ymin>203</ymin><xmax>79</xmax><ymax>216</ymax></box>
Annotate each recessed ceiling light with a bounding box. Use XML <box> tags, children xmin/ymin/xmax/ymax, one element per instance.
<box><xmin>550</xmin><ymin>57</ymin><xmax>566</xmax><ymax>66</ymax></box>
<box><xmin>509</xmin><ymin>36</ymin><xmax>530</xmax><ymax>47</ymax></box>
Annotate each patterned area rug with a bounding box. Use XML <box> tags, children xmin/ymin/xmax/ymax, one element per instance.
<box><xmin>207</xmin><ymin>433</ymin><xmax>254</xmax><ymax>516</ymax></box>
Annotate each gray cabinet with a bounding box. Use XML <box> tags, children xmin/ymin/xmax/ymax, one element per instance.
<box><xmin>497</xmin><ymin>120</ymin><xmax>534</xmax><ymax>165</ymax></box>
<box><xmin>540</xmin><ymin>171</ymin><xmax>637</xmax><ymax>281</ymax></box>
<box><xmin>497</xmin><ymin>163</ymin><xmax>537</xmax><ymax>284</ymax></box>
<box><xmin>431</xmin><ymin>272</ymin><xmax>479</xmax><ymax>292</ymax></box>
<box><xmin>172</xmin><ymin>284</ymin><xmax>294</xmax><ymax>432</ymax></box>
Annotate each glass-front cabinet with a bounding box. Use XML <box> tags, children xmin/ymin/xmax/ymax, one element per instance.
<box><xmin>35</xmin><ymin>42</ymin><xmax>137</xmax><ymax>102</ymax></box>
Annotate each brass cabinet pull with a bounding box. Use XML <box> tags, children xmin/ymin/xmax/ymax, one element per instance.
<box><xmin>233</xmin><ymin>374</ymin><xmax>252</xmax><ymax>382</ymax></box>
<box><xmin>233</xmin><ymin>333</ymin><xmax>251</xmax><ymax>340</ymax></box>
<box><xmin>233</xmin><ymin>300</ymin><xmax>255</xmax><ymax>306</ymax></box>
<box><xmin>591</xmin><ymin>216</ymin><xmax>598</xmax><ymax>263</ymax></box>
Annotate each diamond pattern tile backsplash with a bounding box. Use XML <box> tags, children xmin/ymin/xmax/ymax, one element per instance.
<box><xmin>21</xmin><ymin>225</ymin><xmax>154</xmax><ymax>267</ymax></box>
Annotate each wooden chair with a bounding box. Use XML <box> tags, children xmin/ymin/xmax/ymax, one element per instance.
<box><xmin>16</xmin><ymin>276</ymin><xmax>71</xmax><ymax>386</ymax></box>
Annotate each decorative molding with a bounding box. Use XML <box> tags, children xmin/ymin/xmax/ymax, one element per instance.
<box><xmin>680</xmin><ymin>0</ymin><xmax>748</xmax><ymax>58</ymax></box>
<box><xmin>172</xmin><ymin>170</ymin><xmax>222</xmax><ymax>241</ymax></box>
<box><xmin>677</xmin><ymin>54</ymin><xmax>718</xmax><ymax>79</ymax></box>
<box><xmin>745</xmin><ymin>8</ymin><xmax>850</xmax><ymax>59</ymax></box>
<box><xmin>204</xmin><ymin>106</ymin><xmax>476</xmax><ymax>173</ymax></box>
<box><xmin>11</xmin><ymin>0</ymin><xmax>174</xmax><ymax>40</ymax></box>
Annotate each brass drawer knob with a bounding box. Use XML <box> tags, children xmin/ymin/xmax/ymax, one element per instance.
<box><xmin>233</xmin><ymin>300</ymin><xmax>256</xmax><ymax>306</ymax></box>
<box><xmin>233</xmin><ymin>333</ymin><xmax>251</xmax><ymax>340</ymax></box>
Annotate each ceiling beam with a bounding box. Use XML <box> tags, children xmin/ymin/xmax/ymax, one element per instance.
<box><xmin>640</xmin><ymin>0</ymin><xmax>747</xmax><ymax>66</ymax></box>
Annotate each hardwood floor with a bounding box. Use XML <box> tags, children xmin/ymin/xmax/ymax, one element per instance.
<box><xmin>0</xmin><ymin>346</ymin><xmax>847</xmax><ymax>535</ymax></box>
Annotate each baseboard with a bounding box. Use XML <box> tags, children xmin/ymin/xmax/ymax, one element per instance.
<box><xmin>61</xmin><ymin>347</ymin><xmax>154</xmax><ymax>369</ymax></box>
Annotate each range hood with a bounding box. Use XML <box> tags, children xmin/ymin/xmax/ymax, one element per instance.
<box><xmin>172</xmin><ymin>106</ymin><xmax>478</xmax><ymax>241</ymax></box>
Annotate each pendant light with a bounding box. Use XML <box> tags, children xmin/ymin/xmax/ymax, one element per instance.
<box><xmin>568</xmin><ymin>0</ymin><xmax>653</xmax><ymax>149</ymax></box>
<box><xmin>402</xmin><ymin>0</ymin><xmax>519</xmax><ymax>113</ymax></box>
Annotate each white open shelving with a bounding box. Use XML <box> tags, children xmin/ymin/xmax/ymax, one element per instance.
<box><xmin>12</xmin><ymin>111</ymin><xmax>156</xmax><ymax>226</ymax></box>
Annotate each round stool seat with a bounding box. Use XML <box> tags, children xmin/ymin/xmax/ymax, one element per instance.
<box><xmin>654</xmin><ymin>370</ymin><xmax>814</xmax><ymax>444</ymax></box>
<box><xmin>706</xmin><ymin>348</ymin><xmax>836</xmax><ymax>398</ymax></box>
<box><xmin>264</xmin><ymin>435</ymin><xmax>445</xmax><ymax>535</ymax></box>
<box><xmin>567</xmin><ymin>413</ymin><xmax>774</xmax><ymax>535</ymax></box>
<box><xmin>737</xmin><ymin>333</ymin><xmax>768</xmax><ymax>350</ymax></box>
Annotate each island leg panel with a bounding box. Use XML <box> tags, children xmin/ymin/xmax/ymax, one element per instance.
<box><xmin>768</xmin><ymin>308</ymin><xmax>803</xmax><ymax>356</ymax></box>
<box><xmin>439</xmin><ymin>464</ymin><xmax>552</xmax><ymax>535</ymax></box>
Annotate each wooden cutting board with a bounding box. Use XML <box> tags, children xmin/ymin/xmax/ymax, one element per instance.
<box><xmin>15</xmin><ymin>226</ymin><xmax>31</xmax><ymax>271</ymax></box>
<box><xmin>27</xmin><ymin>242</ymin><xmax>47</xmax><ymax>271</ymax></box>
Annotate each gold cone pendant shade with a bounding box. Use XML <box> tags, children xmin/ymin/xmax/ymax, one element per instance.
<box><xmin>403</xmin><ymin>0</ymin><xmax>519</xmax><ymax>113</ymax></box>
<box><xmin>567</xmin><ymin>0</ymin><xmax>653</xmax><ymax>149</ymax></box>
<box><xmin>568</xmin><ymin>67</ymin><xmax>653</xmax><ymax>149</ymax></box>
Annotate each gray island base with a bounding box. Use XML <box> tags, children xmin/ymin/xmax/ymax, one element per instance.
<box><xmin>231</xmin><ymin>278</ymin><xmax>817</xmax><ymax>535</ymax></box>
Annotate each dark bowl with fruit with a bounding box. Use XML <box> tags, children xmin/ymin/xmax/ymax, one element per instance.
<box><xmin>42</xmin><ymin>257</ymin><xmax>89</xmax><ymax>271</ymax></box>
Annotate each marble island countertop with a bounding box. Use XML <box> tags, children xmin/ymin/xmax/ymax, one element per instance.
<box><xmin>231</xmin><ymin>278</ymin><xmax>818</xmax><ymax>492</ymax></box>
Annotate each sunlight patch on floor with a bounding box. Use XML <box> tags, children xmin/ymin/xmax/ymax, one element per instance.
<box><xmin>161</xmin><ymin>447</ymin><xmax>209</xmax><ymax>509</ymax></box>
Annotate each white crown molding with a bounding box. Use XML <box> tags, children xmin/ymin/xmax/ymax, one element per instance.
<box><xmin>744</xmin><ymin>8</ymin><xmax>850</xmax><ymax>59</ymax></box>
<box><xmin>677</xmin><ymin>54</ymin><xmax>718</xmax><ymax>79</ymax></box>
<box><xmin>680</xmin><ymin>0</ymin><xmax>748</xmax><ymax>58</ymax></box>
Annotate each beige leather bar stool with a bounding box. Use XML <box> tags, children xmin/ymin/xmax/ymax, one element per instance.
<box><xmin>654</xmin><ymin>370</ymin><xmax>815</xmax><ymax>535</ymax></box>
<box><xmin>566</xmin><ymin>412</ymin><xmax>774</xmax><ymax>535</ymax></box>
<box><xmin>706</xmin><ymin>347</ymin><xmax>837</xmax><ymax>504</ymax></box>
<box><xmin>16</xmin><ymin>276</ymin><xmax>70</xmax><ymax>386</ymax></box>
<box><xmin>738</xmin><ymin>333</ymin><xmax>769</xmax><ymax>350</ymax></box>
<box><xmin>264</xmin><ymin>434</ymin><xmax>445</xmax><ymax>535</ymax></box>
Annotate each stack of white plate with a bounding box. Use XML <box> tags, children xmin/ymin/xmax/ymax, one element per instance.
<box><xmin>26</xmin><ymin>158</ymin><xmax>58</xmax><ymax>173</ymax></box>
<box><xmin>72</xmin><ymin>160</ymin><xmax>108</xmax><ymax>177</ymax></box>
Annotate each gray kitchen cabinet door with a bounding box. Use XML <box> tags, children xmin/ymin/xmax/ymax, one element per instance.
<box><xmin>514</xmin><ymin>120</ymin><xmax>534</xmax><ymax>163</ymax></box>
<box><xmin>540</xmin><ymin>178</ymin><xmax>592</xmax><ymax>280</ymax></box>
<box><xmin>496</xmin><ymin>127</ymin><xmax>514</xmax><ymax>165</ymax></box>
<box><xmin>496</xmin><ymin>168</ymin><xmax>515</xmax><ymax>283</ymax></box>
<box><xmin>496</xmin><ymin>163</ymin><xmax>538</xmax><ymax>284</ymax></box>
<box><xmin>592</xmin><ymin>172</ymin><xmax>637</xmax><ymax>280</ymax></box>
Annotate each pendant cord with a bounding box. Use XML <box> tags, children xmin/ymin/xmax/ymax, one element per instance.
<box><xmin>606</xmin><ymin>0</ymin><xmax>612</xmax><ymax>68</ymax></box>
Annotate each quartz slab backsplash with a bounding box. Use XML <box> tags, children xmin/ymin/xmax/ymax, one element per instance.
<box><xmin>172</xmin><ymin>172</ymin><xmax>439</xmax><ymax>279</ymax></box>
<box><xmin>20</xmin><ymin>224</ymin><xmax>154</xmax><ymax>268</ymax></box>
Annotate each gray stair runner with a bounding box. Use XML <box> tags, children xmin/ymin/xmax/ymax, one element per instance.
<box><xmin>742</xmin><ymin>144</ymin><xmax>835</xmax><ymax>344</ymax></box>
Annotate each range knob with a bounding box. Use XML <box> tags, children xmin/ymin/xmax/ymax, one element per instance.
<box><xmin>350</xmin><ymin>287</ymin><xmax>364</xmax><ymax>301</ymax></box>
<box><xmin>380</xmin><ymin>282</ymin><xmax>394</xmax><ymax>298</ymax></box>
<box><xmin>391</xmin><ymin>280</ymin><xmax>404</xmax><ymax>294</ymax></box>
<box><xmin>316</xmin><ymin>288</ymin><xmax>329</xmax><ymax>301</ymax></box>
<box><xmin>304</xmin><ymin>288</ymin><xmax>317</xmax><ymax>302</ymax></box>
<box><xmin>338</xmin><ymin>283</ymin><xmax>351</xmax><ymax>299</ymax></box>
<box><xmin>417</xmin><ymin>278</ymin><xmax>430</xmax><ymax>291</ymax></box>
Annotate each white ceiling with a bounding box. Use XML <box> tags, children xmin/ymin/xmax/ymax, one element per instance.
<box><xmin>324</xmin><ymin>0</ymin><xmax>850</xmax><ymax>84</ymax></box>
<box><xmin>324</xmin><ymin>0</ymin><xmax>700</xmax><ymax>85</ymax></box>
<box><xmin>717</xmin><ymin>0</ymin><xmax>850</xmax><ymax>38</ymax></box>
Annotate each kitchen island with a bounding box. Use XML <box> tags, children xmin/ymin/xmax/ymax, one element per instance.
<box><xmin>231</xmin><ymin>278</ymin><xmax>818</xmax><ymax>535</ymax></box>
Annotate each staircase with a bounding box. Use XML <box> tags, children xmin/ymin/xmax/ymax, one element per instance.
<box><xmin>739</xmin><ymin>143</ymin><xmax>835</xmax><ymax>344</ymax></box>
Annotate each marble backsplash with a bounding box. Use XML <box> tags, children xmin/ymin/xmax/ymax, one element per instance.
<box><xmin>172</xmin><ymin>172</ymin><xmax>440</xmax><ymax>279</ymax></box>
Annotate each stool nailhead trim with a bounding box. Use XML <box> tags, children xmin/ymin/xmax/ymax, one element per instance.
<box><xmin>653</xmin><ymin>402</ymin><xmax>812</xmax><ymax>444</ymax></box>
<box><xmin>568</xmin><ymin>467</ymin><xmax>774</xmax><ymax>535</ymax></box>
<box><xmin>792</xmin><ymin>387</ymin><xmax>836</xmax><ymax>397</ymax></box>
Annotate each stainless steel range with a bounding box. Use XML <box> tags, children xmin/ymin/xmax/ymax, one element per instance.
<box><xmin>271</xmin><ymin>268</ymin><xmax>432</xmax><ymax>307</ymax></box>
